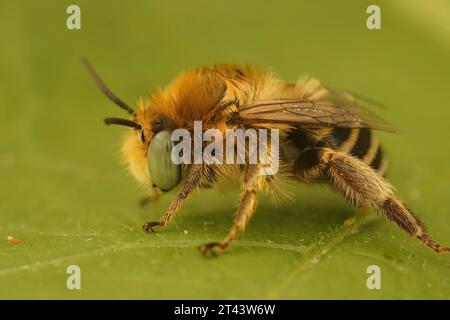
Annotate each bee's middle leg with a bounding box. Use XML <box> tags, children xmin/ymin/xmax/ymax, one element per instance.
<box><xmin>199</xmin><ymin>164</ymin><xmax>260</xmax><ymax>256</ymax></box>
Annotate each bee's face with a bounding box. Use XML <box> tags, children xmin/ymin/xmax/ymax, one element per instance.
<box><xmin>83</xmin><ymin>60</ymin><xmax>223</xmax><ymax>194</ymax></box>
<box><xmin>123</xmin><ymin>69</ymin><xmax>227</xmax><ymax>193</ymax></box>
<box><xmin>122</xmin><ymin>109</ymin><xmax>182</xmax><ymax>193</ymax></box>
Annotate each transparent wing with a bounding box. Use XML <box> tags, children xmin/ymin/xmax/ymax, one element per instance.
<box><xmin>325</xmin><ymin>86</ymin><xmax>389</xmax><ymax>110</ymax></box>
<box><xmin>236</xmin><ymin>95</ymin><xmax>396</xmax><ymax>132</ymax></box>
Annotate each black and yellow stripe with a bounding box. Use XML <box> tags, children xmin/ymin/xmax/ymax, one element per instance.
<box><xmin>329</xmin><ymin>127</ymin><xmax>386</xmax><ymax>174</ymax></box>
<box><xmin>350</xmin><ymin>128</ymin><xmax>371</xmax><ymax>159</ymax></box>
<box><xmin>288</xmin><ymin>126</ymin><xmax>388</xmax><ymax>178</ymax></box>
<box><xmin>335</xmin><ymin>128</ymin><xmax>360</xmax><ymax>153</ymax></box>
<box><xmin>370</xmin><ymin>147</ymin><xmax>383</xmax><ymax>171</ymax></box>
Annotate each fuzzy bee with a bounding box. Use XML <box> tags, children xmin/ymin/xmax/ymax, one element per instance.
<box><xmin>83</xmin><ymin>59</ymin><xmax>449</xmax><ymax>255</ymax></box>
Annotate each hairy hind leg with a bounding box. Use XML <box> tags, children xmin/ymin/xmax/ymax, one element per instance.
<box><xmin>297</xmin><ymin>147</ymin><xmax>449</xmax><ymax>253</ymax></box>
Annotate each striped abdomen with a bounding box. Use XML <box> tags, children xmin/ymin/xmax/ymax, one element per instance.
<box><xmin>328</xmin><ymin>127</ymin><xmax>387</xmax><ymax>175</ymax></box>
<box><xmin>286</xmin><ymin>126</ymin><xmax>388</xmax><ymax>180</ymax></box>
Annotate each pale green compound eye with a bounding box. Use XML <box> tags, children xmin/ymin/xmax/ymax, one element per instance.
<box><xmin>147</xmin><ymin>131</ymin><xmax>181</xmax><ymax>191</ymax></box>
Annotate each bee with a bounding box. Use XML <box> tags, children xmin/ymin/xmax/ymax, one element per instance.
<box><xmin>83</xmin><ymin>59</ymin><xmax>449</xmax><ymax>255</ymax></box>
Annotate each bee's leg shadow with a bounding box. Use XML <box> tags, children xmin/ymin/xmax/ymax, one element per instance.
<box><xmin>139</xmin><ymin>194</ymin><xmax>160</xmax><ymax>207</ymax></box>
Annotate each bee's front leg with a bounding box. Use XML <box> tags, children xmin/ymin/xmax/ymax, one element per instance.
<box><xmin>199</xmin><ymin>164</ymin><xmax>260</xmax><ymax>256</ymax></box>
<box><xmin>143</xmin><ymin>164</ymin><xmax>203</xmax><ymax>232</ymax></box>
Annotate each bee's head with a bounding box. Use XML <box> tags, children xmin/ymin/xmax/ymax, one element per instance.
<box><xmin>82</xmin><ymin>59</ymin><xmax>181</xmax><ymax>194</ymax></box>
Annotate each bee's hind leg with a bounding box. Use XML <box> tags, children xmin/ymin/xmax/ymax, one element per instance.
<box><xmin>313</xmin><ymin>148</ymin><xmax>450</xmax><ymax>254</ymax></box>
<box><xmin>142</xmin><ymin>164</ymin><xmax>203</xmax><ymax>232</ymax></box>
<box><xmin>199</xmin><ymin>164</ymin><xmax>260</xmax><ymax>256</ymax></box>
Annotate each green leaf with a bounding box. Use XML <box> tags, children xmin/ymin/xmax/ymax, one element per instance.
<box><xmin>0</xmin><ymin>0</ymin><xmax>449</xmax><ymax>299</ymax></box>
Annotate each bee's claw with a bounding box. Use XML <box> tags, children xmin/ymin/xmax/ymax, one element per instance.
<box><xmin>143</xmin><ymin>221</ymin><xmax>161</xmax><ymax>233</ymax></box>
<box><xmin>198</xmin><ymin>242</ymin><xmax>225</xmax><ymax>256</ymax></box>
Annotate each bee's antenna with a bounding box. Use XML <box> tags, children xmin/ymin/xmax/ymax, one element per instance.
<box><xmin>104</xmin><ymin>117</ymin><xmax>142</xmax><ymax>130</ymax></box>
<box><xmin>81</xmin><ymin>58</ymin><xmax>136</xmax><ymax>116</ymax></box>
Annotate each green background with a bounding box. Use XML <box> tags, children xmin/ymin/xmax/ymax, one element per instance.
<box><xmin>0</xmin><ymin>0</ymin><xmax>449</xmax><ymax>299</ymax></box>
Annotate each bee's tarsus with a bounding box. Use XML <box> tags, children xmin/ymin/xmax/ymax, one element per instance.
<box><xmin>143</xmin><ymin>221</ymin><xmax>161</xmax><ymax>233</ymax></box>
<box><xmin>198</xmin><ymin>242</ymin><xmax>224</xmax><ymax>256</ymax></box>
<box><xmin>418</xmin><ymin>234</ymin><xmax>450</xmax><ymax>254</ymax></box>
